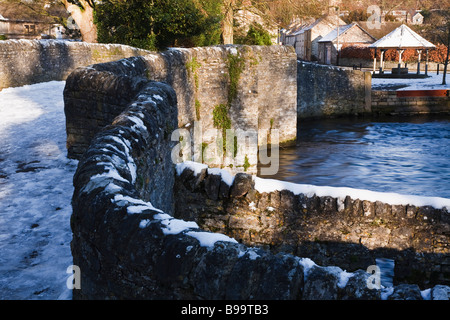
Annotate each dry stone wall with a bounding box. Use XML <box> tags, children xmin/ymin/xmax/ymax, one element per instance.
<box><xmin>297</xmin><ymin>61</ymin><xmax>372</xmax><ymax>118</ymax></box>
<box><xmin>64</xmin><ymin>45</ymin><xmax>450</xmax><ymax>300</ymax></box>
<box><xmin>372</xmin><ymin>90</ymin><xmax>450</xmax><ymax>116</ymax></box>
<box><xmin>71</xmin><ymin>101</ymin><xmax>450</xmax><ymax>299</ymax></box>
<box><xmin>0</xmin><ymin>39</ymin><xmax>150</xmax><ymax>90</ymax></box>
<box><xmin>174</xmin><ymin>166</ymin><xmax>450</xmax><ymax>289</ymax></box>
<box><xmin>70</xmin><ymin>76</ymin><xmax>308</xmax><ymax>300</ymax></box>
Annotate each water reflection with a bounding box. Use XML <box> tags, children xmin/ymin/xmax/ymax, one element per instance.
<box><xmin>259</xmin><ymin>115</ymin><xmax>450</xmax><ymax>199</ymax></box>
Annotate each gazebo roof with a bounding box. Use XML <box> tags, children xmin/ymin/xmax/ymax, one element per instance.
<box><xmin>369</xmin><ymin>24</ymin><xmax>435</xmax><ymax>50</ymax></box>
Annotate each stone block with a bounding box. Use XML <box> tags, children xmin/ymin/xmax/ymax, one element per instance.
<box><xmin>230</xmin><ymin>173</ymin><xmax>253</xmax><ymax>197</ymax></box>
<box><xmin>303</xmin><ymin>265</ymin><xmax>341</xmax><ymax>300</ymax></box>
<box><xmin>431</xmin><ymin>285</ymin><xmax>450</xmax><ymax>300</ymax></box>
<box><xmin>204</xmin><ymin>173</ymin><xmax>222</xmax><ymax>200</ymax></box>
<box><xmin>339</xmin><ymin>270</ymin><xmax>381</xmax><ymax>300</ymax></box>
<box><xmin>388</xmin><ymin>284</ymin><xmax>423</xmax><ymax>300</ymax></box>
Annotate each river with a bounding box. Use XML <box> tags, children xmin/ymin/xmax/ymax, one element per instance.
<box><xmin>259</xmin><ymin>115</ymin><xmax>450</xmax><ymax>199</ymax></box>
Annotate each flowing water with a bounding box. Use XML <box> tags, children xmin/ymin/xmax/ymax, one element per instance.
<box><xmin>260</xmin><ymin>115</ymin><xmax>450</xmax><ymax>199</ymax></box>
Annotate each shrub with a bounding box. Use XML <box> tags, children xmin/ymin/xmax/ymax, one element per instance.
<box><xmin>340</xmin><ymin>44</ymin><xmax>448</xmax><ymax>63</ymax></box>
<box><xmin>235</xmin><ymin>23</ymin><xmax>272</xmax><ymax>46</ymax></box>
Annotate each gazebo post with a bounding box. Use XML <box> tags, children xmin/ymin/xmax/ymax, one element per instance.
<box><xmin>379</xmin><ymin>49</ymin><xmax>385</xmax><ymax>73</ymax></box>
<box><xmin>398</xmin><ymin>49</ymin><xmax>404</xmax><ymax>68</ymax></box>
<box><xmin>425</xmin><ymin>49</ymin><xmax>429</xmax><ymax>76</ymax></box>
<box><xmin>417</xmin><ymin>49</ymin><xmax>422</xmax><ymax>74</ymax></box>
<box><xmin>373</xmin><ymin>48</ymin><xmax>377</xmax><ymax>73</ymax></box>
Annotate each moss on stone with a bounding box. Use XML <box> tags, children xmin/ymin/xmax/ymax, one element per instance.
<box><xmin>186</xmin><ymin>56</ymin><xmax>201</xmax><ymax>90</ymax></box>
<box><xmin>226</xmin><ymin>52</ymin><xmax>245</xmax><ymax>105</ymax></box>
<box><xmin>213</xmin><ymin>104</ymin><xmax>231</xmax><ymax>131</ymax></box>
<box><xmin>195</xmin><ymin>99</ymin><xmax>201</xmax><ymax>120</ymax></box>
<box><xmin>243</xmin><ymin>154</ymin><xmax>250</xmax><ymax>172</ymax></box>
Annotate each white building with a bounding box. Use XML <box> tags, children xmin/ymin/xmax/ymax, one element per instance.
<box><xmin>282</xmin><ymin>15</ymin><xmax>346</xmax><ymax>61</ymax></box>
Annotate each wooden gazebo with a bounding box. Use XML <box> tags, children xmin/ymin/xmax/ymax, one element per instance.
<box><xmin>369</xmin><ymin>24</ymin><xmax>435</xmax><ymax>76</ymax></box>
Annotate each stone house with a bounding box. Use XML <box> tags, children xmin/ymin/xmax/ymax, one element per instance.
<box><xmin>0</xmin><ymin>12</ymin><xmax>64</xmax><ymax>40</ymax></box>
<box><xmin>406</xmin><ymin>10</ymin><xmax>424</xmax><ymax>25</ymax></box>
<box><xmin>318</xmin><ymin>22</ymin><xmax>376</xmax><ymax>65</ymax></box>
<box><xmin>383</xmin><ymin>9</ymin><xmax>423</xmax><ymax>25</ymax></box>
<box><xmin>282</xmin><ymin>14</ymin><xmax>346</xmax><ymax>61</ymax></box>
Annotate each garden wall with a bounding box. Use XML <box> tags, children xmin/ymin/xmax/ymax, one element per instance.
<box><xmin>297</xmin><ymin>61</ymin><xmax>372</xmax><ymax>118</ymax></box>
<box><xmin>0</xmin><ymin>39</ymin><xmax>150</xmax><ymax>90</ymax></box>
<box><xmin>65</xmin><ymin>44</ymin><xmax>450</xmax><ymax>300</ymax></box>
<box><xmin>174</xmin><ymin>165</ymin><xmax>450</xmax><ymax>289</ymax></box>
<box><xmin>372</xmin><ymin>90</ymin><xmax>450</xmax><ymax>116</ymax></box>
<box><xmin>70</xmin><ymin>74</ymin><xmax>307</xmax><ymax>300</ymax></box>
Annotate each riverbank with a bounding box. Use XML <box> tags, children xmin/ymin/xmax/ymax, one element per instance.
<box><xmin>263</xmin><ymin>115</ymin><xmax>450</xmax><ymax>199</ymax></box>
<box><xmin>372</xmin><ymin>72</ymin><xmax>450</xmax><ymax>91</ymax></box>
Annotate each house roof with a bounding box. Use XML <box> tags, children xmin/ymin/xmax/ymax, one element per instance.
<box><xmin>318</xmin><ymin>22</ymin><xmax>376</xmax><ymax>43</ymax></box>
<box><xmin>318</xmin><ymin>23</ymin><xmax>353</xmax><ymax>42</ymax></box>
<box><xmin>408</xmin><ymin>9</ymin><xmax>423</xmax><ymax>18</ymax></box>
<box><xmin>284</xmin><ymin>14</ymin><xmax>345</xmax><ymax>37</ymax></box>
<box><xmin>369</xmin><ymin>24</ymin><xmax>435</xmax><ymax>49</ymax></box>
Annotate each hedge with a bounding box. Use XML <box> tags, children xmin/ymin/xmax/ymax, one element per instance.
<box><xmin>340</xmin><ymin>43</ymin><xmax>448</xmax><ymax>63</ymax></box>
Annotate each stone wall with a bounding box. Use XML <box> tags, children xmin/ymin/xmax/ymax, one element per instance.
<box><xmin>64</xmin><ymin>45</ymin><xmax>298</xmax><ymax>174</ymax></box>
<box><xmin>0</xmin><ymin>39</ymin><xmax>150</xmax><ymax>90</ymax></box>
<box><xmin>71</xmin><ymin>72</ymin><xmax>450</xmax><ymax>299</ymax></box>
<box><xmin>66</xmin><ymin>48</ymin><xmax>450</xmax><ymax>299</ymax></box>
<box><xmin>174</xmin><ymin>165</ymin><xmax>450</xmax><ymax>289</ymax></box>
<box><xmin>70</xmin><ymin>76</ymin><xmax>307</xmax><ymax>300</ymax></box>
<box><xmin>297</xmin><ymin>61</ymin><xmax>372</xmax><ymax>118</ymax></box>
<box><xmin>372</xmin><ymin>90</ymin><xmax>450</xmax><ymax>116</ymax></box>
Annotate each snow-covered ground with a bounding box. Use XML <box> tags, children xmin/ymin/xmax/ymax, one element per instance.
<box><xmin>0</xmin><ymin>81</ymin><xmax>77</xmax><ymax>300</ymax></box>
<box><xmin>372</xmin><ymin>72</ymin><xmax>450</xmax><ymax>91</ymax></box>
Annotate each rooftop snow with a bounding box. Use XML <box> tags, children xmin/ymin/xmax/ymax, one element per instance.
<box><xmin>318</xmin><ymin>23</ymin><xmax>355</xmax><ymax>42</ymax></box>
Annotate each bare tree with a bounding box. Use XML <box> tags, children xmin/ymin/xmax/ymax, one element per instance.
<box><xmin>435</xmin><ymin>10</ymin><xmax>450</xmax><ymax>85</ymax></box>
<box><xmin>222</xmin><ymin>0</ymin><xmax>235</xmax><ymax>44</ymax></box>
<box><xmin>251</xmin><ymin>0</ymin><xmax>328</xmax><ymax>28</ymax></box>
<box><xmin>61</xmin><ymin>0</ymin><xmax>97</xmax><ymax>42</ymax></box>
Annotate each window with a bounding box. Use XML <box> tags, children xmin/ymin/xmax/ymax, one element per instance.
<box><xmin>24</xmin><ymin>24</ymin><xmax>36</xmax><ymax>34</ymax></box>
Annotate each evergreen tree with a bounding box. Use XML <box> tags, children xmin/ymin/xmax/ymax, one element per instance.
<box><xmin>94</xmin><ymin>0</ymin><xmax>222</xmax><ymax>51</ymax></box>
<box><xmin>235</xmin><ymin>22</ymin><xmax>272</xmax><ymax>45</ymax></box>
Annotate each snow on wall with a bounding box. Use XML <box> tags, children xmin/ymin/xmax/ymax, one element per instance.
<box><xmin>174</xmin><ymin>162</ymin><xmax>450</xmax><ymax>289</ymax></box>
<box><xmin>70</xmin><ymin>76</ymin><xmax>308</xmax><ymax>300</ymax></box>
<box><xmin>59</xmin><ymin>43</ymin><xmax>449</xmax><ymax>299</ymax></box>
<box><xmin>72</xmin><ymin>75</ymin><xmax>449</xmax><ymax>298</ymax></box>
